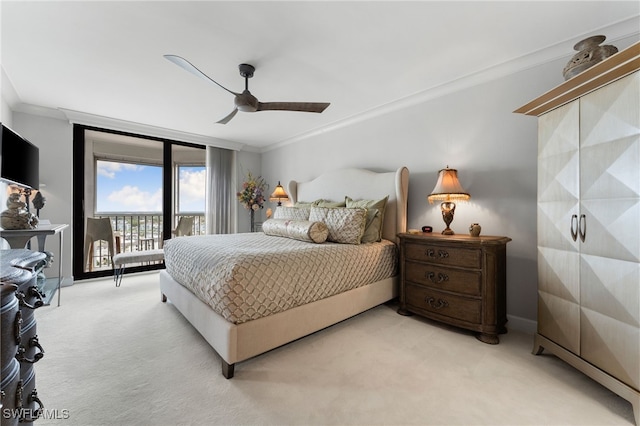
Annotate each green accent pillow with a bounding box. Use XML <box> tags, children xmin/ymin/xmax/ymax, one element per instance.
<box><xmin>295</xmin><ymin>199</ymin><xmax>346</xmax><ymax>208</ymax></box>
<box><xmin>345</xmin><ymin>196</ymin><xmax>389</xmax><ymax>243</ymax></box>
<box><xmin>314</xmin><ymin>199</ymin><xmax>346</xmax><ymax>208</ymax></box>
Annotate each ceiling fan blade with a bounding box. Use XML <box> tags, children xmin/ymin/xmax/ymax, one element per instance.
<box><xmin>256</xmin><ymin>102</ymin><xmax>330</xmax><ymax>113</ymax></box>
<box><xmin>216</xmin><ymin>108</ymin><xmax>239</xmax><ymax>125</ymax></box>
<box><xmin>164</xmin><ymin>54</ymin><xmax>238</xmax><ymax>96</ymax></box>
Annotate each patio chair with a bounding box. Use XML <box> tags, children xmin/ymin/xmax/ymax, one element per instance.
<box><xmin>84</xmin><ymin>217</ymin><xmax>115</xmax><ymax>272</ymax></box>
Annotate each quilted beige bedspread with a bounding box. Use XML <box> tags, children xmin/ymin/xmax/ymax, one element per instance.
<box><xmin>163</xmin><ymin>233</ymin><xmax>397</xmax><ymax>324</ymax></box>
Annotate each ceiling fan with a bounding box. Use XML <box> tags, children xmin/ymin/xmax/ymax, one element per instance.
<box><xmin>164</xmin><ymin>55</ymin><xmax>330</xmax><ymax>124</ymax></box>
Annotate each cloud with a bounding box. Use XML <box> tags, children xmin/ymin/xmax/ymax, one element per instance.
<box><xmin>97</xmin><ymin>161</ymin><xmax>142</xmax><ymax>179</ymax></box>
<box><xmin>107</xmin><ymin>185</ymin><xmax>162</xmax><ymax>212</ymax></box>
<box><xmin>179</xmin><ymin>169</ymin><xmax>206</xmax><ymax>203</ymax></box>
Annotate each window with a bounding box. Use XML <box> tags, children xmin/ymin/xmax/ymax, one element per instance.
<box><xmin>177</xmin><ymin>165</ymin><xmax>205</xmax><ymax>214</ymax></box>
<box><xmin>172</xmin><ymin>144</ymin><xmax>206</xmax><ymax>235</ymax></box>
<box><xmin>96</xmin><ymin>160</ymin><xmax>163</xmax><ymax>213</ymax></box>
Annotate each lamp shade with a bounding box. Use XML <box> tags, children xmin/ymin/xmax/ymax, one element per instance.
<box><xmin>269</xmin><ymin>181</ymin><xmax>289</xmax><ymax>203</ymax></box>
<box><xmin>427</xmin><ymin>167</ymin><xmax>470</xmax><ymax>203</ymax></box>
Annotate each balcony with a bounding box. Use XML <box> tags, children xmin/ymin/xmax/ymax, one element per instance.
<box><xmin>87</xmin><ymin>213</ymin><xmax>205</xmax><ymax>271</ymax></box>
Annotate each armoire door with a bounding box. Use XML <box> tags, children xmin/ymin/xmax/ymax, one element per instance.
<box><xmin>537</xmin><ymin>100</ymin><xmax>581</xmax><ymax>355</ymax></box>
<box><xmin>578</xmin><ymin>71</ymin><xmax>640</xmax><ymax>391</ymax></box>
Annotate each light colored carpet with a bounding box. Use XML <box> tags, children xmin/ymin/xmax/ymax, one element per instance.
<box><xmin>33</xmin><ymin>272</ymin><xmax>635</xmax><ymax>425</ymax></box>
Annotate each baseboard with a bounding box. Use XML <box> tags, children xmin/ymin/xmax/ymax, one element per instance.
<box><xmin>507</xmin><ymin>314</ymin><xmax>537</xmax><ymax>334</ymax></box>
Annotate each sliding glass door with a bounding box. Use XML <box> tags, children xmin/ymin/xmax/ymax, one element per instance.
<box><xmin>72</xmin><ymin>125</ymin><xmax>205</xmax><ymax>280</ymax></box>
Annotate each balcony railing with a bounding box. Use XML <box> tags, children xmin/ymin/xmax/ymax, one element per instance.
<box><xmin>87</xmin><ymin>213</ymin><xmax>205</xmax><ymax>271</ymax></box>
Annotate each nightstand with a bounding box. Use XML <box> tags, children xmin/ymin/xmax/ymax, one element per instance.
<box><xmin>397</xmin><ymin>232</ymin><xmax>511</xmax><ymax>344</ymax></box>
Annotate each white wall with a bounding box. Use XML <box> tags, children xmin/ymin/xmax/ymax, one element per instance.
<box><xmin>12</xmin><ymin>112</ymin><xmax>74</xmax><ymax>280</ymax></box>
<box><xmin>1</xmin><ymin>97</ymin><xmax>13</xmax><ymax>128</ymax></box>
<box><xmin>235</xmin><ymin>150</ymin><xmax>263</xmax><ymax>233</ymax></box>
<box><xmin>260</xmin><ymin>35</ymin><xmax>639</xmax><ymax>327</ymax></box>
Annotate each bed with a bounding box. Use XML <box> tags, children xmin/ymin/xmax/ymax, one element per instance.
<box><xmin>159</xmin><ymin>166</ymin><xmax>409</xmax><ymax>378</ymax></box>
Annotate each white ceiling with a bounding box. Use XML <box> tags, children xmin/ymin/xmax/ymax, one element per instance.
<box><xmin>2</xmin><ymin>1</ymin><xmax>639</xmax><ymax>150</ymax></box>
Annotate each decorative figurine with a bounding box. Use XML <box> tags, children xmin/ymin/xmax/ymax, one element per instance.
<box><xmin>33</xmin><ymin>191</ymin><xmax>46</xmax><ymax>217</ymax></box>
<box><xmin>1</xmin><ymin>193</ymin><xmax>39</xmax><ymax>230</ymax></box>
<box><xmin>563</xmin><ymin>35</ymin><xmax>618</xmax><ymax>80</ymax></box>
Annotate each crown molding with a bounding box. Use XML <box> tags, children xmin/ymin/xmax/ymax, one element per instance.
<box><xmin>59</xmin><ymin>108</ymin><xmax>245</xmax><ymax>151</ymax></box>
<box><xmin>263</xmin><ymin>16</ymin><xmax>640</xmax><ymax>152</ymax></box>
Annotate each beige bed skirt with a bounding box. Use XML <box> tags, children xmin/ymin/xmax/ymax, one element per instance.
<box><xmin>159</xmin><ymin>270</ymin><xmax>397</xmax><ymax>367</ymax></box>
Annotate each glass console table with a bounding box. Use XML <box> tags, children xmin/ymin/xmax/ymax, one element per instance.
<box><xmin>0</xmin><ymin>224</ymin><xmax>69</xmax><ymax>306</ymax></box>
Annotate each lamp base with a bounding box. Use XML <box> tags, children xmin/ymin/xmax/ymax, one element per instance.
<box><xmin>440</xmin><ymin>201</ymin><xmax>456</xmax><ymax>236</ymax></box>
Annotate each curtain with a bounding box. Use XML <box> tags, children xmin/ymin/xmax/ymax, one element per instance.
<box><xmin>205</xmin><ymin>146</ymin><xmax>236</xmax><ymax>234</ymax></box>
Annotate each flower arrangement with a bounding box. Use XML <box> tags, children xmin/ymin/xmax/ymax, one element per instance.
<box><xmin>237</xmin><ymin>172</ymin><xmax>268</xmax><ymax>211</ymax></box>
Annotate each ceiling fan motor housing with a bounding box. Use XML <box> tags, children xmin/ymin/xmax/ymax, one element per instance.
<box><xmin>235</xmin><ymin>90</ymin><xmax>259</xmax><ymax>112</ymax></box>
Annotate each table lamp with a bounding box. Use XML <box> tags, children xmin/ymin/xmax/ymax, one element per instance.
<box><xmin>427</xmin><ymin>167</ymin><xmax>470</xmax><ymax>235</ymax></box>
<box><xmin>269</xmin><ymin>181</ymin><xmax>290</xmax><ymax>206</ymax></box>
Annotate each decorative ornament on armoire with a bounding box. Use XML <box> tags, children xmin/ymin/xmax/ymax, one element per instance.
<box><xmin>469</xmin><ymin>223</ymin><xmax>481</xmax><ymax>237</ymax></box>
<box><xmin>562</xmin><ymin>35</ymin><xmax>618</xmax><ymax>80</ymax></box>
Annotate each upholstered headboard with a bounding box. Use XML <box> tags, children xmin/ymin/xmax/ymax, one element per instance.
<box><xmin>288</xmin><ymin>167</ymin><xmax>409</xmax><ymax>242</ymax></box>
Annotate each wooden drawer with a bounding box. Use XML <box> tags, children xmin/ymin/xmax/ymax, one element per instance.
<box><xmin>404</xmin><ymin>242</ymin><xmax>481</xmax><ymax>269</ymax></box>
<box><xmin>405</xmin><ymin>282</ymin><xmax>481</xmax><ymax>324</ymax></box>
<box><xmin>398</xmin><ymin>233</ymin><xmax>510</xmax><ymax>344</ymax></box>
<box><xmin>404</xmin><ymin>260</ymin><xmax>481</xmax><ymax>296</ymax></box>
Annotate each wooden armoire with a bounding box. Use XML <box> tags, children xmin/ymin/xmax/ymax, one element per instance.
<box><xmin>516</xmin><ymin>41</ymin><xmax>639</xmax><ymax>425</ymax></box>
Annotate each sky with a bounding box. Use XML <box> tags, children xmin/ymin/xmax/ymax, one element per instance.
<box><xmin>96</xmin><ymin>160</ymin><xmax>205</xmax><ymax>213</ymax></box>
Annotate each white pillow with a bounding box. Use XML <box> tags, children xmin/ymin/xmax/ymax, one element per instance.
<box><xmin>262</xmin><ymin>219</ymin><xmax>328</xmax><ymax>244</ymax></box>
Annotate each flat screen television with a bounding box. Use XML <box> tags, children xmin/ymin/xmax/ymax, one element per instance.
<box><xmin>1</xmin><ymin>123</ymin><xmax>39</xmax><ymax>190</ymax></box>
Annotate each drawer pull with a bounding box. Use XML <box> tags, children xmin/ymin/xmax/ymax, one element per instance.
<box><xmin>16</xmin><ymin>336</ymin><xmax>45</xmax><ymax>364</ymax></box>
<box><xmin>15</xmin><ymin>287</ymin><xmax>45</xmax><ymax>310</ymax></box>
<box><xmin>14</xmin><ymin>310</ymin><xmax>23</xmax><ymax>345</ymax></box>
<box><xmin>426</xmin><ymin>272</ymin><xmax>449</xmax><ymax>284</ymax></box>
<box><xmin>19</xmin><ymin>389</ymin><xmax>44</xmax><ymax>422</ymax></box>
<box><xmin>16</xmin><ymin>380</ymin><xmax>23</xmax><ymax>410</ymax></box>
<box><xmin>26</xmin><ymin>389</ymin><xmax>44</xmax><ymax>421</ymax></box>
<box><xmin>425</xmin><ymin>249</ymin><xmax>450</xmax><ymax>259</ymax></box>
<box><xmin>426</xmin><ymin>297</ymin><xmax>449</xmax><ymax>310</ymax></box>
